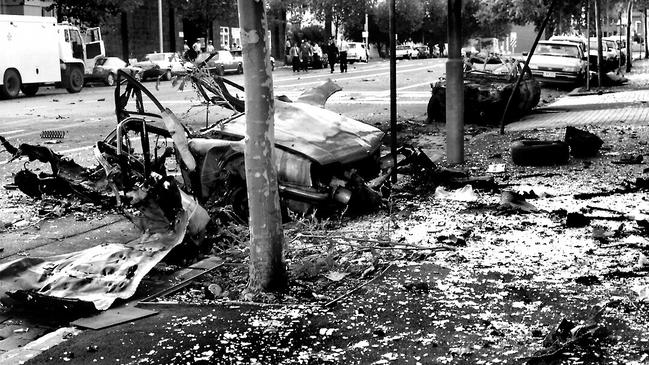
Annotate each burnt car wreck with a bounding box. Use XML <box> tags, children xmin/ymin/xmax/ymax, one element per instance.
<box><xmin>0</xmin><ymin>70</ymin><xmax>393</xmax><ymax>310</ymax></box>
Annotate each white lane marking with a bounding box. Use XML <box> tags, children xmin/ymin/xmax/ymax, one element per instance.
<box><xmin>328</xmin><ymin>100</ymin><xmax>429</xmax><ymax>105</ymax></box>
<box><xmin>0</xmin><ymin>130</ymin><xmax>25</xmax><ymax>135</ymax></box>
<box><xmin>276</xmin><ymin>63</ymin><xmax>444</xmax><ymax>89</ymax></box>
<box><xmin>396</xmin><ymin>81</ymin><xmax>434</xmax><ymax>91</ymax></box>
<box><xmin>272</xmin><ymin>61</ymin><xmax>427</xmax><ymax>83</ymax></box>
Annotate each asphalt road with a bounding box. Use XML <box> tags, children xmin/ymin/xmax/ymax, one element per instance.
<box><xmin>0</xmin><ymin>57</ymin><xmax>445</xmax><ymax>166</ymax></box>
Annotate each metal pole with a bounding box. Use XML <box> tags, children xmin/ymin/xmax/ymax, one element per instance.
<box><xmin>389</xmin><ymin>0</ymin><xmax>397</xmax><ymax>182</ymax></box>
<box><xmin>499</xmin><ymin>0</ymin><xmax>558</xmax><ymax>134</ymax></box>
<box><xmin>446</xmin><ymin>0</ymin><xmax>463</xmax><ymax>164</ymax></box>
<box><xmin>158</xmin><ymin>0</ymin><xmax>163</xmax><ymax>52</ymax></box>
<box><xmin>586</xmin><ymin>0</ymin><xmax>590</xmax><ymax>91</ymax></box>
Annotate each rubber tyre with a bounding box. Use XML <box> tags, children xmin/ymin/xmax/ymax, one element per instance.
<box><xmin>105</xmin><ymin>73</ymin><xmax>116</xmax><ymax>86</ymax></box>
<box><xmin>1</xmin><ymin>69</ymin><xmax>21</xmax><ymax>99</ymax></box>
<box><xmin>64</xmin><ymin>66</ymin><xmax>84</xmax><ymax>93</ymax></box>
<box><xmin>20</xmin><ymin>84</ymin><xmax>39</xmax><ymax>97</ymax></box>
<box><xmin>511</xmin><ymin>140</ymin><xmax>570</xmax><ymax>166</ymax></box>
<box><xmin>164</xmin><ymin>69</ymin><xmax>172</xmax><ymax>81</ymax></box>
<box><xmin>237</xmin><ymin>64</ymin><xmax>243</xmax><ymax>74</ymax></box>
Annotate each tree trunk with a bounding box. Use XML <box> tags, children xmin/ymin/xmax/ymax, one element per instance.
<box><xmin>642</xmin><ymin>9</ymin><xmax>649</xmax><ymax>58</ymax></box>
<box><xmin>325</xmin><ymin>7</ymin><xmax>333</xmax><ymax>37</ymax></box>
<box><xmin>594</xmin><ymin>0</ymin><xmax>604</xmax><ymax>86</ymax></box>
<box><xmin>121</xmin><ymin>11</ymin><xmax>130</xmax><ymax>61</ymax></box>
<box><xmin>237</xmin><ymin>0</ymin><xmax>287</xmax><ymax>296</ymax></box>
<box><xmin>626</xmin><ymin>0</ymin><xmax>633</xmax><ymax>73</ymax></box>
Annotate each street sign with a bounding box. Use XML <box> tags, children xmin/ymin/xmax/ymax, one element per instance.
<box><xmin>362</xmin><ymin>31</ymin><xmax>368</xmax><ymax>38</ymax></box>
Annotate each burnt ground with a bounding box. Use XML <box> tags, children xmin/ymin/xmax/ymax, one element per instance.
<box><xmin>4</xmin><ymin>81</ymin><xmax>649</xmax><ymax>364</ymax></box>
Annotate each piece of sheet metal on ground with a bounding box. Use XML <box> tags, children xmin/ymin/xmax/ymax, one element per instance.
<box><xmin>0</xmin><ymin>191</ymin><xmax>208</xmax><ymax>311</ymax></box>
<box><xmin>71</xmin><ymin>306</ymin><xmax>158</xmax><ymax>330</ymax></box>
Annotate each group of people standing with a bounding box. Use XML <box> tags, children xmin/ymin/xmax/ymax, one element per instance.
<box><xmin>287</xmin><ymin>37</ymin><xmax>349</xmax><ymax>74</ymax></box>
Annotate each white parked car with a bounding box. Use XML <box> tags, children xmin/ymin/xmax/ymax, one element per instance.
<box><xmin>137</xmin><ymin>52</ymin><xmax>186</xmax><ymax>80</ymax></box>
<box><xmin>346</xmin><ymin>42</ymin><xmax>368</xmax><ymax>63</ymax></box>
<box><xmin>527</xmin><ymin>40</ymin><xmax>588</xmax><ymax>85</ymax></box>
<box><xmin>395</xmin><ymin>45</ymin><xmax>418</xmax><ymax>60</ymax></box>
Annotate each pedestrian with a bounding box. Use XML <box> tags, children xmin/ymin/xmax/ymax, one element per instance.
<box><xmin>326</xmin><ymin>38</ymin><xmax>338</xmax><ymax>74</ymax></box>
<box><xmin>290</xmin><ymin>42</ymin><xmax>301</xmax><ymax>72</ymax></box>
<box><xmin>339</xmin><ymin>39</ymin><xmax>348</xmax><ymax>73</ymax></box>
<box><xmin>206</xmin><ymin>40</ymin><xmax>214</xmax><ymax>53</ymax></box>
<box><xmin>285</xmin><ymin>36</ymin><xmax>291</xmax><ymax>64</ymax></box>
<box><xmin>183</xmin><ymin>40</ymin><xmax>190</xmax><ymax>52</ymax></box>
<box><xmin>300</xmin><ymin>38</ymin><xmax>313</xmax><ymax>72</ymax></box>
<box><xmin>312</xmin><ymin>41</ymin><xmax>323</xmax><ymax>68</ymax></box>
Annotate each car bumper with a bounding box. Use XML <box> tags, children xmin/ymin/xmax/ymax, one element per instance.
<box><xmin>530</xmin><ymin>70</ymin><xmax>581</xmax><ymax>84</ymax></box>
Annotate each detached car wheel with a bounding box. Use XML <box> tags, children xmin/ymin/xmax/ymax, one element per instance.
<box><xmin>511</xmin><ymin>140</ymin><xmax>569</xmax><ymax>166</ymax></box>
<box><xmin>1</xmin><ymin>69</ymin><xmax>21</xmax><ymax>99</ymax></box>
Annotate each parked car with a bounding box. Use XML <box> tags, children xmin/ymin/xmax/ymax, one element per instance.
<box><xmin>395</xmin><ymin>45</ymin><xmax>418</xmax><ymax>59</ymax></box>
<box><xmin>527</xmin><ymin>40</ymin><xmax>588</xmax><ymax>85</ymax></box>
<box><xmin>230</xmin><ymin>49</ymin><xmax>276</xmax><ymax>71</ymax></box>
<box><xmin>415</xmin><ymin>45</ymin><xmax>431</xmax><ymax>58</ymax></box>
<box><xmin>197</xmin><ymin>50</ymin><xmax>242</xmax><ymax>75</ymax></box>
<box><xmin>109</xmin><ymin>71</ymin><xmax>387</xmax><ymax>220</ymax></box>
<box><xmin>133</xmin><ymin>52</ymin><xmax>186</xmax><ymax>81</ymax></box>
<box><xmin>588</xmin><ymin>37</ymin><xmax>618</xmax><ymax>72</ymax></box>
<box><xmin>346</xmin><ymin>42</ymin><xmax>368</xmax><ymax>63</ymax></box>
<box><xmin>85</xmin><ymin>56</ymin><xmax>141</xmax><ymax>86</ymax></box>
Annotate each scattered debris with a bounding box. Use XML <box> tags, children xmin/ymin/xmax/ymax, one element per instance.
<box><xmin>565</xmin><ymin>126</ymin><xmax>603</xmax><ymax>157</ymax></box>
<box><xmin>612</xmin><ymin>153</ymin><xmax>643</xmax><ymax>165</ymax></box>
<box><xmin>511</xmin><ymin>140</ymin><xmax>569</xmax><ymax>166</ymax></box>
<box><xmin>528</xmin><ymin>317</ymin><xmax>607</xmax><ymax>364</ymax></box>
<box><xmin>434</xmin><ymin>185</ymin><xmax>479</xmax><ymax>202</ymax></box>
<box><xmin>40</xmin><ymin>130</ymin><xmax>66</xmax><ymax>139</ymax></box>
<box><xmin>499</xmin><ymin>191</ymin><xmax>538</xmax><ymax>213</ymax></box>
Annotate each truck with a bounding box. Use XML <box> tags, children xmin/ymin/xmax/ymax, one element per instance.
<box><xmin>0</xmin><ymin>15</ymin><xmax>104</xmax><ymax>99</ymax></box>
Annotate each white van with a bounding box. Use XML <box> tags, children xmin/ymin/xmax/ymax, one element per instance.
<box><xmin>346</xmin><ymin>42</ymin><xmax>368</xmax><ymax>63</ymax></box>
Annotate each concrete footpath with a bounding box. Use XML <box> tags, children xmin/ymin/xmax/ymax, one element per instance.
<box><xmin>508</xmin><ymin>58</ymin><xmax>649</xmax><ymax>131</ymax></box>
<box><xmin>8</xmin><ymin>60</ymin><xmax>649</xmax><ymax>365</ymax></box>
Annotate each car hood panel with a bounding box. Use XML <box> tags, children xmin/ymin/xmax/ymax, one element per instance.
<box><xmin>218</xmin><ymin>100</ymin><xmax>384</xmax><ymax>166</ymax></box>
<box><xmin>530</xmin><ymin>55</ymin><xmax>582</xmax><ymax>68</ymax></box>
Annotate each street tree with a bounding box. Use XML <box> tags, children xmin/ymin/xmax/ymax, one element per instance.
<box><xmin>237</xmin><ymin>0</ymin><xmax>288</xmax><ymax>295</ymax></box>
<box><xmin>372</xmin><ymin>0</ymin><xmax>425</xmax><ymax>47</ymax></box>
<box><xmin>309</xmin><ymin>0</ymin><xmax>374</xmax><ymax>40</ymax></box>
<box><xmin>181</xmin><ymin>0</ymin><xmax>238</xmax><ymax>46</ymax></box>
<box><xmin>46</xmin><ymin>0</ymin><xmax>143</xmax><ymax>25</ymax></box>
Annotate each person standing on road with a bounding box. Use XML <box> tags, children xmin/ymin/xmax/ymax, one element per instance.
<box><xmin>312</xmin><ymin>41</ymin><xmax>323</xmax><ymax>68</ymax></box>
<box><xmin>285</xmin><ymin>36</ymin><xmax>291</xmax><ymax>64</ymax></box>
<box><xmin>327</xmin><ymin>38</ymin><xmax>338</xmax><ymax>74</ymax></box>
<box><xmin>206</xmin><ymin>40</ymin><xmax>215</xmax><ymax>53</ymax></box>
<box><xmin>290</xmin><ymin>42</ymin><xmax>301</xmax><ymax>73</ymax></box>
<box><xmin>339</xmin><ymin>39</ymin><xmax>348</xmax><ymax>73</ymax></box>
<box><xmin>300</xmin><ymin>38</ymin><xmax>313</xmax><ymax>72</ymax></box>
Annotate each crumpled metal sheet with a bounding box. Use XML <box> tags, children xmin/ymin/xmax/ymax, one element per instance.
<box><xmin>0</xmin><ymin>188</ymin><xmax>209</xmax><ymax>311</ymax></box>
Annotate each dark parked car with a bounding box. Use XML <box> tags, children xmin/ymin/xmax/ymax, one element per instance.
<box><xmin>85</xmin><ymin>56</ymin><xmax>141</xmax><ymax>86</ymax></box>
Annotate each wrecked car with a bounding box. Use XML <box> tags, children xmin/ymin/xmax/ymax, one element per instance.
<box><xmin>427</xmin><ymin>57</ymin><xmax>540</xmax><ymax>125</ymax></box>
<box><xmin>107</xmin><ymin>70</ymin><xmax>388</xmax><ymax>220</ymax></box>
<box><xmin>0</xmin><ymin>68</ymin><xmax>391</xmax><ymax>311</ymax></box>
